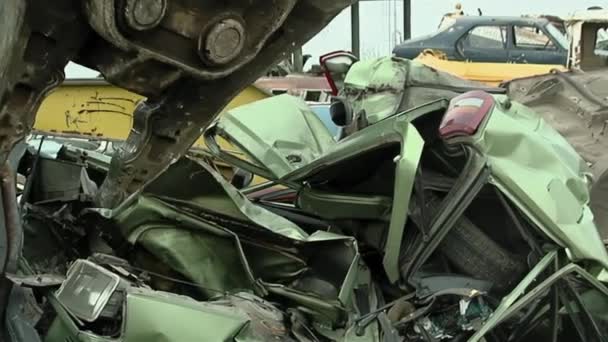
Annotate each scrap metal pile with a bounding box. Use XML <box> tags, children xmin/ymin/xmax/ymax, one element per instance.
<box><xmin>1</xmin><ymin>1</ymin><xmax>608</xmax><ymax>342</ymax></box>
<box><xmin>6</xmin><ymin>56</ymin><xmax>608</xmax><ymax>342</ymax></box>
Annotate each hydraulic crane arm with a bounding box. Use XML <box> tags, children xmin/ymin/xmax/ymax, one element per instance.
<box><xmin>0</xmin><ymin>0</ymin><xmax>354</xmax><ymax>208</ymax></box>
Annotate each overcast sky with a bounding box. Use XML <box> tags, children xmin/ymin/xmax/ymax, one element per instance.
<box><xmin>65</xmin><ymin>0</ymin><xmax>605</xmax><ymax>78</ymax></box>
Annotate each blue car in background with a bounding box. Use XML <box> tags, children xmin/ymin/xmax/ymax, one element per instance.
<box><xmin>393</xmin><ymin>16</ymin><xmax>568</xmax><ymax>65</ymax></box>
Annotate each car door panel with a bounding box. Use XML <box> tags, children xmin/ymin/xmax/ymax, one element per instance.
<box><xmin>457</xmin><ymin>25</ymin><xmax>509</xmax><ymax>63</ymax></box>
<box><xmin>508</xmin><ymin>25</ymin><xmax>565</xmax><ymax>64</ymax></box>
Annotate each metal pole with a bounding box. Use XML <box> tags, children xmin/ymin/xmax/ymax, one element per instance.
<box><xmin>403</xmin><ymin>0</ymin><xmax>411</xmax><ymax>40</ymax></box>
<box><xmin>0</xmin><ymin>163</ymin><xmax>21</xmax><ymax>336</ymax></box>
<box><xmin>351</xmin><ymin>3</ymin><xmax>360</xmax><ymax>57</ymax></box>
<box><xmin>293</xmin><ymin>46</ymin><xmax>304</xmax><ymax>73</ymax></box>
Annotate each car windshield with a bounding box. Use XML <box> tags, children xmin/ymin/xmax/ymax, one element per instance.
<box><xmin>545</xmin><ymin>23</ymin><xmax>568</xmax><ymax>49</ymax></box>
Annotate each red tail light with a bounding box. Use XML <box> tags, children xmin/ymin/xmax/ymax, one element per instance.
<box><xmin>439</xmin><ymin>90</ymin><xmax>495</xmax><ymax>139</ymax></box>
<box><xmin>247</xmin><ymin>187</ymin><xmax>296</xmax><ymax>203</ymax></box>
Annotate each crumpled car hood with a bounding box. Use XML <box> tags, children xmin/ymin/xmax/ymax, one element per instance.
<box><xmin>341</xmin><ymin>56</ymin><xmax>497</xmax><ymax>125</ymax></box>
<box><xmin>108</xmin><ymin>158</ymin><xmax>369</xmax><ymax>323</ymax></box>
<box><xmin>208</xmin><ymin>94</ymin><xmax>336</xmax><ymax>180</ymax></box>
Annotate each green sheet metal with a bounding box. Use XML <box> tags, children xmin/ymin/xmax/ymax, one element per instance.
<box><xmin>137</xmin><ymin>227</ymin><xmax>254</xmax><ymax>297</ymax></box>
<box><xmin>114</xmin><ymin>196</ymin><xmax>259</xmax><ymax>296</ymax></box>
<box><xmin>203</xmin><ymin>88</ymin><xmax>443</xmax><ymax>285</ymax></box>
<box><xmin>143</xmin><ymin>157</ymin><xmax>309</xmax><ymax>240</ymax></box>
<box><xmin>473</xmin><ymin>96</ymin><xmax>608</xmax><ymax>269</ymax></box>
<box><xmin>472</xmin><ymin>257</ymin><xmax>608</xmax><ymax>340</ymax></box>
<box><xmin>109</xmin><ymin>158</ymin><xmax>372</xmax><ymax>328</ymax></box>
<box><xmin>44</xmin><ymin>252</ymin><xmax>380</xmax><ymax>341</ymax></box>
<box><xmin>342</xmin><ymin>56</ymin><xmax>489</xmax><ymax>126</ymax></box>
<box><xmin>282</xmin><ymin>99</ymin><xmax>447</xmax><ymax>183</ymax></box>
<box><xmin>297</xmin><ymin>188</ymin><xmax>392</xmax><ymax>221</ymax></box>
<box><xmin>46</xmin><ymin>287</ymin><xmax>294</xmax><ymax>342</ymax></box>
<box><xmin>383</xmin><ymin>118</ymin><xmax>424</xmax><ymax>283</ymax></box>
<box><xmin>123</xmin><ymin>290</ymin><xmax>250</xmax><ymax>341</ymax></box>
<box><xmin>241</xmin><ymin>242</ymin><xmax>308</xmax><ymax>282</ymax></box>
<box><xmin>214</xmin><ymin>94</ymin><xmax>336</xmax><ymax>179</ymax></box>
<box><xmin>342</xmin><ymin>57</ymin><xmax>406</xmax><ymax>124</ymax></box>
<box><xmin>468</xmin><ymin>250</ymin><xmax>558</xmax><ymax>341</ymax></box>
<box><xmin>578</xmin><ymin>288</ymin><xmax>608</xmax><ymax>322</ymax></box>
<box><xmin>281</xmin><ymin>102</ymin><xmax>444</xmax><ymax>281</ymax></box>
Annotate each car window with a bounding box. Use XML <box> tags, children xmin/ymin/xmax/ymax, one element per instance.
<box><xmin>309</xmin><ymin>105</ymin><xmax>339</xmax><ymax>138</ymax></box>
<box><xmin>461</xmin><ymin>26</ymin><xmax>507</xmax><ymax>49</ymax></box>
<box><xmin>271</xmin><ymin>89</ymin><xmax>287</xmax><ymax>95</ymax></box>
<box><xmin>595</xmin><ymin>27</ymin><xmax>608</xmax><ymax>56</ymax></box>
<box><xmin>514</xmin><ymin>26</ymin><xmax>556</xmax><ymax>50</ymax></box>
<box><xmin>305</xmin><ymin>90</ymin><xmax>322</xmax><ymax>102</ymax></box>
<box><xmin>546</xmin><ymin>23</ymin><xmax>568</xmax><ymax>50</ymax></box>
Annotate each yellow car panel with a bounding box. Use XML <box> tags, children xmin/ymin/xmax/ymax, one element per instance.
<box><xmin>33</xmin><ymin>79</ymin><xmax>270</xmax><ymax>185</ymax></box>
<box><xmin>415</xmin><ymin>51</ymin><xmax>567</xmax><ymax>86</ymax></box>
<box><xmin>34</xmin><ymin>79</ymin><xmax>269</xmax><ymax>147</ymax></box>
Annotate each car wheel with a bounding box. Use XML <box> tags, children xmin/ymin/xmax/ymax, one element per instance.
<box><xmin>439</xmin><ymin>212</ymin><xmax>527</xmax><ymax>292</ymax></box>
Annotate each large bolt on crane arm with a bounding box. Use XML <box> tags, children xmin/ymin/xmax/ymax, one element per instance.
<box><xmin>0</xmin><ymin>0</ymin><xmax>356</xmax><ymax>209</ymax></box>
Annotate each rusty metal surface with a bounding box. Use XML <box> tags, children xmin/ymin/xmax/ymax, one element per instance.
<box><xmin>504</xmin><ymin>69</ymin><xmax>608</xmax><ymax>239</ymax></box>
<box><xmin>504</xmin><ymin>70</ymin><xmax>608</xmax><ymax>172</ymax></box>
<box><xmin>94</xmin><ymin>1</ymin><xmax>354</xmax><ymax>208</ymax></box>
<box><xmin>0</xmin><ymin>164</ymin><xmax>21</xmax><ymax>274</ymax></box>
<box><xmin>0</xmin><ymin>163</ymin><xmax>22</xmax><ymax>338</ymax></box>
<box><xmin>0</xmin><ymin>0</ymin><xmax>89</xmax><ymax>168</ymax></box>
<box><xmin>0</xmin><ymin>0</ymin><xmax>354</xmax><ymax>209</ymax></box>
<box><xmin>33</xmin><ymin>79</ymin><xmax>269</xmax><ymax>143</ymax></box>
<box><xmin>83</xmin><ymin>0</ymin><xmax>298</xmax><ymax>81</ymax></box>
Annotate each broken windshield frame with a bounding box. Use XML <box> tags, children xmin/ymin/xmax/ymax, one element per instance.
<box><xmin>546</xmin><ymin>22</ymin><xmax>569</xmax><ymax>50</ymax></box>
<box><xmin>204</xmin><ymin>98</ymin><xmax>449</xmax><ymax>186</ymax></box>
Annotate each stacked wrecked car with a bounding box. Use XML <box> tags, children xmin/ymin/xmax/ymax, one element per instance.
<box><xmin>7</xmin><ymin>55</ymin><xmax>608</xmax><ymax>341</ymax></box>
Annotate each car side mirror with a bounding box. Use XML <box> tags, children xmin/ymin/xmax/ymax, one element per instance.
<box><xmin>329</xmin><ymin>98</ymin><xmax>353</xmax><ymax>127</ymax></box>
<box><xmin>320</xmin><ymin>51</ymin><xmax>358</xmax><ymax>95</ymax></box>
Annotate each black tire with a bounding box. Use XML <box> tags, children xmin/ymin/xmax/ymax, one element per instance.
<box><xmin>401</xmin><ymin>194</ymin><xmax>527</xmax><ymax>293</ymax></box>
<box><xmin>439</xmin><ymin>213</ymin><xmax>527</xmax><ymax>292</ymax></box>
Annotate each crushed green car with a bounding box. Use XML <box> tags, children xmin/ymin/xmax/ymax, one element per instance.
<box><xmin>5</xmin><ymin>55</ymin><xmax>608</xmax><ymax>342</ymax></box>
